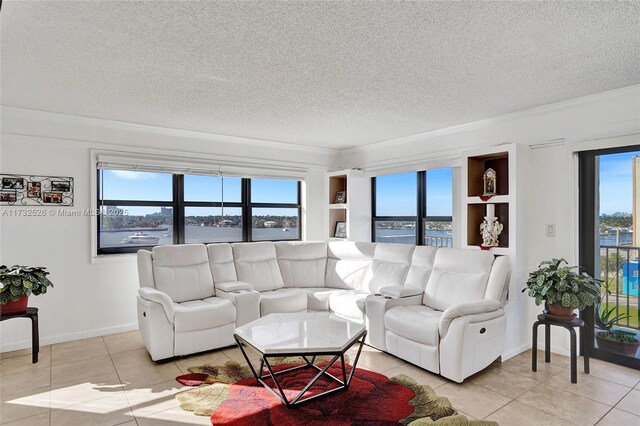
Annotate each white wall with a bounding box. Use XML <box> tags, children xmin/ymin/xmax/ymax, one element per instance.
<box><xmin>0</xmin><ymin>109</ymin><xmax>334</xmax><ymax>351</ymax></box>
<box><xmin>344</xmin><ymin>85</ymin><xmax>640</xmax><ymax>357</ymax></box>
<box><xmin>2</xmin><ymin>85</ymin><xmax>639</xmax><ymax>356</ymax></box>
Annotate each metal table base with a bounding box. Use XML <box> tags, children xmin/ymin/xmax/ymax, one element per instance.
<box><xmin>234</xmin><ymin>330</ymin><xmax>367</xmax><ymax>407</ymax></box>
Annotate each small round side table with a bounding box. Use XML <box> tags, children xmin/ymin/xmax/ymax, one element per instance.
<box><xmin>532</xmin><ymin>313</ymin><xmax>589</xmax><ymax>383</ymax></box>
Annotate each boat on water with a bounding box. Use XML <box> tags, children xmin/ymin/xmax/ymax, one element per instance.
<box><xmin>122</xmin><ymin>232</ymin><xmax>160</xmax><ymax>244</ymax></box>
<box><xmin>282</xmin><ymin>227</ymin><xmax>290</xmax><ymax>232</ymax></box>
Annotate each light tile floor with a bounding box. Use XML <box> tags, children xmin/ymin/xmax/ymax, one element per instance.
<box><xmin>1</xmin><ymin>330</ymin><xmax>639</xmax><ymax>425</ymax></box>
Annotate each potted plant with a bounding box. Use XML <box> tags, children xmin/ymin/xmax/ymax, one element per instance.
<box><xmin>0</xmin><ymin>265</ymin><xmax>54</xmax><ymax>315</ymax></box>
<box><xmin>523</xmin><ymin>258</ymin><xmax>600</xmax><ymax>320</ymax></box>
<box><xmin>595</xmin><ymin>303</ymin><xmax>640</xmax><ymax>357</ymax></box>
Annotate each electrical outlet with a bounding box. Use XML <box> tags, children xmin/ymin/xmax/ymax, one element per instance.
<box><xmin>546</xmin><ymin>224</ymin><xmax>556</xmax><ymax>237</ymax></box>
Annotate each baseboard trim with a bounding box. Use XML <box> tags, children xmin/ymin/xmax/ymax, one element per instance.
<box><xmin>502</xmin><ymin>342</ymin><xmax>531</xmax><ymax>361</ymax></box>
<box><xmin>0</xmin><ymin>322</ymin><xmax>139</xmax><ymax>353</ymax></box>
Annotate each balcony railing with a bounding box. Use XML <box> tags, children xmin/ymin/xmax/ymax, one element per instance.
<box><xmin>600</xmin><ymin>245</ymin><xmax>640</xmax><ymax>331</ymax></box>
<box><xmin>424</xmin><ymin>235</ymin><xmax>453</xmax><ymax>247</ymax></box>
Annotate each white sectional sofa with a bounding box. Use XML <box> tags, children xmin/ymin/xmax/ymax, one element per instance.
<box><xmin>136</xmin><ymin>240</ymin><xmax>510</xmax><ymax>382</ymax></box>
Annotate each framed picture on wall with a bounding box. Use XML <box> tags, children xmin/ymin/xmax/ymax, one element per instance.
<box><xmin>43</xmin><ymin>192</ymin><xmax>63</xmax><ymax>204</ymax></box>
<box><xmin>0</xmin><ymin>190</ymin><xmax>17</xmax><ymax>203</ymax></box>
<box><xmin>27</xmin><ymin>182</ymin><xmax>42</xmax><ymax>198</ymax></box>
<box><xmin>0</xmin><ymin>174</ymin><xmax>74</xmax><ymax>206</ymax></box>
<box><xmin>2</xmin><ymin>177</ymin><xmax>23</xmax><ymax>190</ymax></box>
<box><xmin>334</xmin><ymin>221</ymin><xmax>347</xmax><ymax>238</ymax></box>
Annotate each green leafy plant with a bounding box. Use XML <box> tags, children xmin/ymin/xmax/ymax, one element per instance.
<box><xmin>522</xmin><ymin>258</ymin><xmax>600</xmax><ymax>310</ymax></box>
<box><xmin>0</xmin><ymin>265</ymin><xmax>54</xmax><ymax>305</ymax></box>
<box><xmin>595</xmin><ymin>303</ymin><xmax>638</xmax><ymax>344</ymax></box>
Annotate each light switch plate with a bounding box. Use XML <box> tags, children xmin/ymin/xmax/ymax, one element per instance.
<box><xmin>546</xmin><ymin>224</ymin><xmax>556</xmax><ymax>237</ymax></box>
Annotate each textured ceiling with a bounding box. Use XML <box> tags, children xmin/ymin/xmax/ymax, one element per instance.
<box><xmin>1</xmin><ymin>1</ymin><xmax>639</xmax><ymax>149</ymax></box>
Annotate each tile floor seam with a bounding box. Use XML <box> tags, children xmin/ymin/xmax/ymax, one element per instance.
<box><xmin>593</xmin><ymin>406</ymin><xmax>618</xmax><ymax>426</ymax></box>
<box><xmin>0</xmin><ymin>410</ymin><xmax>49</xmax><ymax>426</ymax></box>
<box><xmin>515</xmin><ymin>379</ymin><xmax>612</xmax><ymax>426</ymax></box>
<box><xmin>542</xmin><ymin>374</ymin><xmax>630</xmax><ymax>408</ymax></box>
<box><xmin>610</xmin><ymin>387</ymin><xmax>640</xmax><ymax>417</ymax></box>
<box><xmin>478</xmin><ymin>399</ymin><xmax>516</xmax><ymax>421</ymax></box>
<box><xmin>130</xmin><ymin>394</ymin><xmax>186</xmax><ymax>422</ymax></box>
<box><xmin>471</xmin><ymin>379</ymin><xmax>526</xmax><ymax>400</ymax></box>
<box><xmin>513</xmin><ymin>381</ymin><xmax>558</xmax><ymax>416</ymax></box>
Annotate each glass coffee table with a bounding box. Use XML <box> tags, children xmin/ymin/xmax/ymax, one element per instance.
<box><xmin>233</xmin><ymin>312</ymin><xmax>367</xmax><ymax>407</ymax></box>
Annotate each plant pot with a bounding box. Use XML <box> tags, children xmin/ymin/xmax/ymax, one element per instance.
<box><xmin>595</xmin><ymin>333</ymin><xmax>640</xmax><ymax>357</ymax></box>
<box><xmin>546</xmin><ymin>304</ymin><xmax>576</xmax><ymax>321</ymax></box>
<box><xmin>0</xmin><ymin>294</ymin><xmax>28</xmax><ymax>315</ymax></box>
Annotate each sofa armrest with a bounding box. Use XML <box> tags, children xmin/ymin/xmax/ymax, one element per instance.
<box><xmin>216</xmin><ymin>281</ymin><xmax>252</xmax><ymax>293</ymax></box>
<box><xmin>216</xmin><ymin>288</ymin><xmax>260</xmax><ymax>327</ymax></box>
<box><xmin>365</xmin><ymin>293</ymin><xmax>424</xmax><ymax>350</ymax></box>
<box><xmin>439</xmin><ymin>299</ymin><xmax>501</xmax><ymax>338</ymax></box>
<box><xmin>379</xmin><ymin>286</ymin><xmax>424</xmax><ymax>298</ymax></box>
<box><xmin>138</xmin><ymin>287</ymin><xmax>175</xmax><ymax>323</ymax></box>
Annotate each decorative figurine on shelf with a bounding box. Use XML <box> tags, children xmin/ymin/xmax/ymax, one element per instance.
<box><xmin>483</xmin><ymin>168</ymin><xmax>497</xmax><ymax>197</ymax></box>
<box><xmin>480</xmin><ymin>203</ymin><xmax>503</xmax><ymax>248</ymax></box>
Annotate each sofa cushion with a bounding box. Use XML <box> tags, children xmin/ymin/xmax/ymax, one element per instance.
<box><xmin>151</xmin><ymin>244</ymin><xmax>215</xmax><ymax>303</ymax></box>
<box><xmin>423</xmin><ymin>249</ymin><xmax>494</xmax><ymax>311</ymax></box>
<box><xmin>328</xmin><ymin>290</ymin><xmax>368</xmax><ymax>322</ymax></box>
<box><xmin>325</xmin><ymin>241</ymin><xmax>375</xmax><ymax>291</ymax></box>
<box><xmin>207</xmin><ymin>243</ymin><xmax>238</xmax><ymax>284</ymax></box>
<box><xmin>174</xmin><ymin>297</ymin><xmax>235</xmax><ymax>332</ymax></box>
<box><xmin>232</xmin><ymin>242</ymin><xmax>285</xmax><ymax>292</ymax></box>
<box><xmin>404</xmin><ymin>246</ymin><xmax>439</xmax><ymax>291</ymax></box>
<box><xmin>368</xmin><ymin>243</ymin><xmax>415</xmax><ymax>293</ymax></box>
<box><xmin>385</xmin><ymin>305</ymin><xmax>442</xmax><ymax>346</ymax></box>
<box><xmin>259</xmin><ymin>288</ymin><xmax>307</xmax><ymax>316</ymax></box>
<box><xmin>275</xmin><ymin>241</ymin><xmax>328</xmax><ymax>288</ymax></box>
<box><xmin>300</xmin><ymin>287</ymin><xmax>338</xmax><ymax>311</ymax></box>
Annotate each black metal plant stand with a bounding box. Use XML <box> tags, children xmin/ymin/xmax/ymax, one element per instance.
<box><xmin>0</xmin><ymin>307</ymin><xmax>39</xmax><ymax>363</ymax></box>
<box><xmin>532</xmin><ymin>313</ymin><xmax>589</xmax><ymax>383</ymax></box>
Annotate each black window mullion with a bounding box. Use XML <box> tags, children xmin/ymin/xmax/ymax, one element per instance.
<box><xmin>242</xmin><ymin>178</ymin><xmax>251</xmax><ymax>242</ymax></box>
<box><xmin>371</xmin><ymin>176</ymin><xmax>377</xmax><ymax>241</ymax></box>
<box><xmin>174</xmin><ymin>174</ymin><xmax>184</xmax><ymax>244</ymax></box>
<box><xmin>417</xmin><ymin>171</ymin><xmax>426</xmax><ymax>245</ymax></box>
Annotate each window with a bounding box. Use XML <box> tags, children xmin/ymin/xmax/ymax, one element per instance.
<box><xmin>184</xmin><ymin>175</ymin><xmax>243</xmax><ymax>243</ymax></box>
<box><xmin>424</xmin><ymin>168</ymin><xmax>453</xmax><ymax>247</ymax></box>
<box><xmin>250</xmin><ymin>179</ymin><xmax>300</xmax><ymax>241</ymax></box>
<box><xmin>97</xmin><ymin>169</ymin><xmax>301</xmax><ymax>254</ymax></box>
<box><xmin>372</xmin><ymin>172</ymin><xmax>417</xmax><ymax>244</ymax></box>
<box><xmin>372</xmin><ymin>169</ymin><xmax>453</xmax><ymax>246</ymax></box>
<box><xmin>98</xmin><ymin>170</ymin><xmax>175</xmax><ymax>254</ymax></box>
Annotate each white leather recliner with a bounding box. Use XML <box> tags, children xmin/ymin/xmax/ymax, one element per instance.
<box><xmin>366</xmin><ymin>248</ymin><xmax>510</xmax><ymax>383</ymax></box>
<box><xmin>136</xmin><ymin>244</ymin><xmax>237</xmax><ymax>361</ymax></box>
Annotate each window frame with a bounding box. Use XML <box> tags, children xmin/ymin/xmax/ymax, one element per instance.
<box><xmin>96</xmin><ymin>171</ymin><xmax>301</xmax><ymax>255</ymax></box>
<box><xmin>371</xmin><ymin>169</ymin><xmax>453</xmax><ymax>246</ymax></box>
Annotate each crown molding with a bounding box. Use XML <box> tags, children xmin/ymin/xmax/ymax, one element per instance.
<box><xmin>341</xmin><ymin>84</ymin><xmax>640</xmax><ymax>156</ymax></box>
<box><xmin>0</xmin><ymin>105</ymin><xmax>338</xmax><ymax>157</ymax></box>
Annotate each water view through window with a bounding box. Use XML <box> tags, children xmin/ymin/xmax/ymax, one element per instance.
<box><xmin>373</xmin><ymin>169</ymin><xmax>453</xmax><ymax>246</ymax></box>
<box><xmin>595</xmin><ymin>150</ymin><xmax>640</xmax><ymax>363</ymax></box>
<box><xmin>97</xmin><ymin>170</ymin><xmax>300</xmax><ymax>252</ymax></box>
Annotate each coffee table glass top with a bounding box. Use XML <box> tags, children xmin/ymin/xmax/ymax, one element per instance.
<box><xmin>234</xmin><ymin>312</ymin><xmax>366</xmax><ymax>354</ymax></box>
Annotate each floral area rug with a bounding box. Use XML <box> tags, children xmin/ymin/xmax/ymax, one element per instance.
<box><xmin>175</xmin><ymin>356</ymin><xmax>497</xmax><ymax>426</ymax></box>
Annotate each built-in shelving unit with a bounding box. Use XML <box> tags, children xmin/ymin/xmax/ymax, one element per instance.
<box><xmin>465</xmin><ymin>151</ymin><xmax>510</xmax><ymax>249</ymax></box>
<box><xmin>462</xmin><ymin>143</ymin><xmax>528</xmax><ymax>360</ymax></box>
<box><xmin>327</xmin><ymin>169</ymin><xmax>370</xmax><ymax>241</ymax></box>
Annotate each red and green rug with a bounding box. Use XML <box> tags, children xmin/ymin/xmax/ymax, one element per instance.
<box><xmin>175</xmin><ymin>357</ymin><xmax>497</xmax><ymax>425</ymax></box>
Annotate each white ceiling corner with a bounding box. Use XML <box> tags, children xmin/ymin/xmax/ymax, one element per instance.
<box><xmin>1</xmin><ymin>1</ymin><xmax>639</xmax><ymax>150</ymax></box>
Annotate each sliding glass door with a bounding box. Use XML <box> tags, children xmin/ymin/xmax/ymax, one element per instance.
<box><xmin>579</xmin><ymin>146</ymin><xmax>640</xmax><ymax>369</ymax></box>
